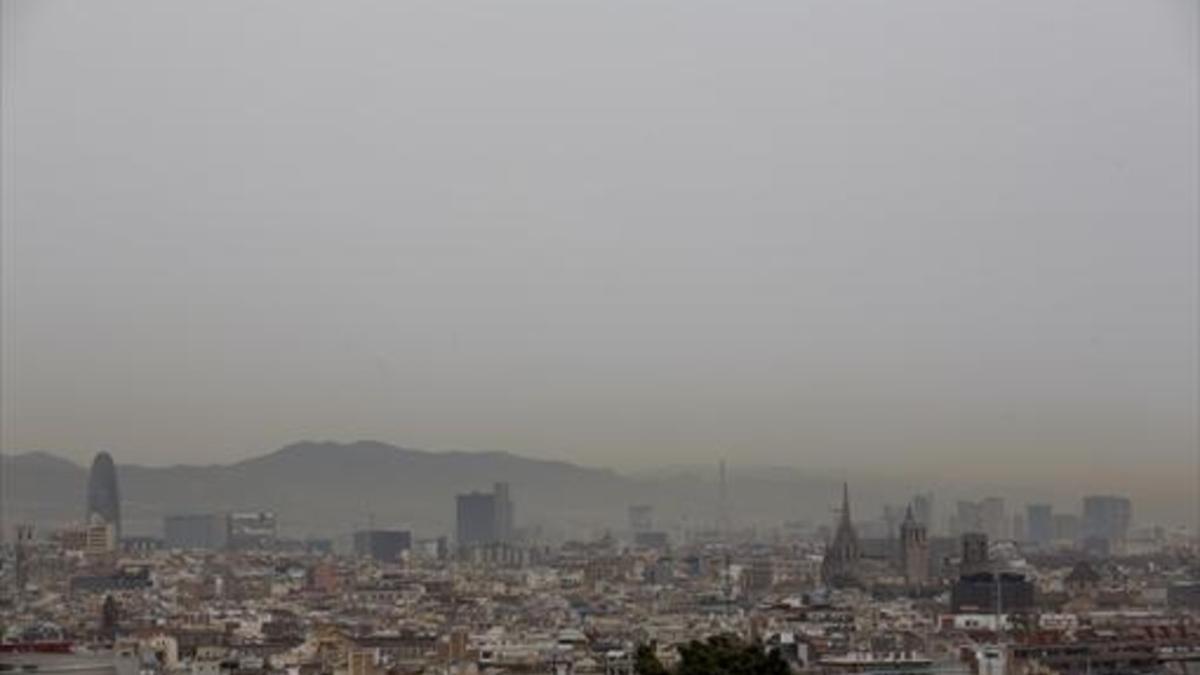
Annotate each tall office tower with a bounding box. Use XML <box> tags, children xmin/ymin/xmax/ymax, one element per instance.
<box><xmin>493</xmin><ymin>482</ymin><xmax>514</xmax><ymax>543</ymax></box>
<box><xmin>883</xmin><ymin>505</ymin><xmax>905</xmax><ymax>539</ymax></box>
<box><xmin>86</xmin><ymin>452</ymin><xmax>122</xmax><ymax>540</ymax></box>
<box><xmin>1082</xmin><ymin>495</ymin><xmax>1132</xmax><ymax>553</ymax></box>
<box><xmin>1026</xmin><ymin>504</ymin><xmax>1054</xmax><ymax>546</ymax></box>
<box><xmin>912</xmin><ymin>493</ymin><xmax>934</xmax><ymax>532</ymax></box>
<box><xmin>457</xmin><ymin>491</ymin><xmax>497</xmax><ymax>546</ymax></box>
<box><xmin>820</xmin><ymin>483</ymin><xmax>861</xmax><ymax>588</ymax></box>
<box><xmin>961</xmin><ymin>532</ymin><xmax>989</xmax><ymax>575</ymax></box>
<box><xmin>955</xmin><ymin>501</ymin><xmax>983</xmax><ymax>536</ymax></box>
<box><xmin>1011</xmin><ymin>514</ymin><xmax>1026</xmax><ymax>542</ymax></box>
<box><xmin>1053</xmin><ymin>513</ymin><xmax>1081</xmax><ymax>543</ymax></box>
<box><xmin>717</xmin><ymin>459</ymin><xmax>732</xmax><ymax>534</ymax></box>
<box><xmin>629</xmin><ymin>505</ymin><xmax>654</xmax><ymax>533</ymax></box>
<box><xmin>980</xmin><ymin>497</ymin><xmax>1006</xmax><ymax>540</ymax></box>
<box><xmin>899</xmin><ymin>505</ymin><xmax>929</xmax><ymax>587</ymax></box>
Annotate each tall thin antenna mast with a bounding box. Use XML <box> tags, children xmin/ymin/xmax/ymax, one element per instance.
<box><xmin>718</xmin><ymin>458</ymin><xmax>730</xmax><ymax>536</ymax></box>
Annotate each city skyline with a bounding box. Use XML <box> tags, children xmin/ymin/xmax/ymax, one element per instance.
<box><xmin>4</xmin><ymin>449</ymin><xmax>1163</xmax><ymax>546</ymax></box>
<box><xmin>5</xmin><ymin>440</ymin><xmax>1192</xmax><ymax>531</ymax></box>
<box><xmin>1</xmin><ymin>1</ymin><xmax>1196</xmax><ymax>505</ymax></box>
<box><xmin>7</xmin><ymin>460</ymin><xmax>1199</xmax><ymax>675</ymax></box>
<box><xmin>1</xmin><ymin>445</ymin><xmax>1182</xmax><ymax>540</ymax></box>
<box><xmin>0</xmin><ymin>1</ymin><xmax>1196</xmax><ymax>673</ymax></box>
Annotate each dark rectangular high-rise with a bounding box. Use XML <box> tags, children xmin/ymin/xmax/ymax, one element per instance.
<box><xmin>951</xmin><ymin>572</ymin><xmax>1035</xmax><ymax>614</ymax></box>
<box><xmin>493</xmin><ymin>482</ymin><xmax>514</xmax><ymax>542</ymax></box>
<box><xmin>353</xmin><ymin>529</ymin><xmax>412</xmax><ymax>562</ymax></box>
<box><xmin>164</xmin><ymin>514</ymin><xmax>227</xmax><ymax>550</ymax></box>
<box><xmin>456</xmin><ymin>483</ymin><xmax>515</xmax><ymax>546</ymax></box>
<box><xmin>1026</xmin><ymin>504</ymin><xmax>1053</xmax><ymax>546</ymax></box>
<box><xmin>457</xmin><ymin>491</ymin><xmax>497</xmax><ymax>546</ymax></box>
<box><xmin>1082</xmin><ymin>495</ymin><xmax>1131</xmax><ymax>553</ymax></box>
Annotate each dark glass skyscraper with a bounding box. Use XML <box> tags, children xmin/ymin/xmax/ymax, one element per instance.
<box><xmin>456</xmin><ymin>491</ymin><xmax>496</xmax><ymax>546</ymax></box>
<box><xmin>1082</xmin><ymin>495</ymin><xmax>1132</xmax><ymax>552</ymax></box>
<box><xmin>354</xmin><ymin>529</ymin><xmax>412</xmax><ymax>562</ymax></box>
<box><xmin>493</xmin><ymin>482</ymin><xmax>513</xmax><ymax>542</ymax></box>
<box><xmin>1026</xmin><ymin>503</ymin><xmax>1054</xmax><ymax>546</ymax></box>
<box><xmin>86</xmin><ymin>451</ymin><xmax>122</xmax><ymax>539</ymax></box>
<box><xmin>456</xmin><ymin>482</ymin><xmax>515</xmax><ymax>546</ymax></box>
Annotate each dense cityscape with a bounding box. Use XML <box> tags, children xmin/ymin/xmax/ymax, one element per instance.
<box><xmin>2</xmin><ymin>451</ymin><xmax>1198</xmax><ymax>675</ymax></box>
<box><xmin>2</xmin><ymin>3</ymin><xmax>1196</xmax><ymax>675</ymax></box>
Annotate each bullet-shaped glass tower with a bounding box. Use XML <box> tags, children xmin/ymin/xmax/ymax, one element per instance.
<box><xmin>86</xmin><ymin>451</ymin><xmax>122</xmax><ymax>539</ymax></box>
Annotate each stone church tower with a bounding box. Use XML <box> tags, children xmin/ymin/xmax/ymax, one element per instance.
<box><xmin>900</xmin><ymin>504</ymin><xmax>930</xmax><ymax>587</ymax></box>
<box><xmin>821</xmin><ymin>483</ymin><xmax>861</xmax><ymax>588</ymax></box>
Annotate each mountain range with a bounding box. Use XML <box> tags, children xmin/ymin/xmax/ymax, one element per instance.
<box><xmin>8</xmin><ymin>440</ymin><xmax>1170</xmax><ymax>542</ymax></box>
<box><xmin>1</xmin><ymin>440</ymin><xmax>852</xmax><ymax>542</ymax></box>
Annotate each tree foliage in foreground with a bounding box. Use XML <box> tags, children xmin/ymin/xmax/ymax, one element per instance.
<box><xmin>636</xmin><ymin>636</ymin><xmax>789</xmax><ymax>675</ymax></box>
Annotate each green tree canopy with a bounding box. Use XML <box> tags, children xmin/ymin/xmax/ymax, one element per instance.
<box><xmin>637</xmin><ymin>635</ymin><xmax>788</xmax><ymax>675</ymax></box>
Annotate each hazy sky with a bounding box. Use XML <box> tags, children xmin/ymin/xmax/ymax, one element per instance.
<box><xmin>1</xmin><ymin>1</ymin><xmax>1196</xmax><ymax>516</ymax></box>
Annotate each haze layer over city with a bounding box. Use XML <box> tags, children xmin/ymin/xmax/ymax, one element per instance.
<box><xmin>2</xmin><ymin>4</ymin><xmax>1200</xmax><ymax>675</ymax></box>
<box><xmin>1</xmin><ymin>3</ymin><xmax>1198</xmax><ymax>524</ymax></box>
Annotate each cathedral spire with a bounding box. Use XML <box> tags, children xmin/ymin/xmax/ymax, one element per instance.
<box><xmin>841</xmin><ymin>482</ymin><xmax>852</xmax><ymax>524</ymax></box>
<box><xmin>823</xmin><ymin>481</ymin><xmax>862</xmax><ymax>588</ymax></box>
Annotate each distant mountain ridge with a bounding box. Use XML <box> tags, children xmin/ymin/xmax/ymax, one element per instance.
<box><xmin>1</xmin><ymin>440</ymin><xmax>873</xmax><ymax>541</ymax></box>
<box><xmin>3</xmin><ymin>440</ymin><xmax>649</xmax><ymax>540</ymax></box>
<box><xmin>4</xmin><ymin>442</ymin><xmax>667</xmax><ymax>538</ymax></box>
<box><xmin>12</xmin><ymin>440</ymin><xmax>1155</xmax><ymax>541</ymax></box>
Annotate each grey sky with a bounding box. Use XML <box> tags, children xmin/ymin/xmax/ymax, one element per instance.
<box><xmin>1</xmin><ymin>1</ymin><xmax>1197</xmax><ymax>520</ymax></box>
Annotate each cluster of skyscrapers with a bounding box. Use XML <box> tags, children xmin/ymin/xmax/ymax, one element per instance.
<box><xmin>74</xmin><ymin>451</ymin><xmax>521</xmax><ymax>560</ymax></box>
<box><xmin>944</xmin><ymin>495</ymin><xmax>1133</xmax><ymax>555</ymax></box>
<box><xmin>77</xmin><ymin>449</ymin><xmax>1139</xmax><ymax>563</ymax></box>
<box><xmin>0</xmin><ymin>449</ymin><xmax>1106</xmax><ymax>596</ymax></box>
